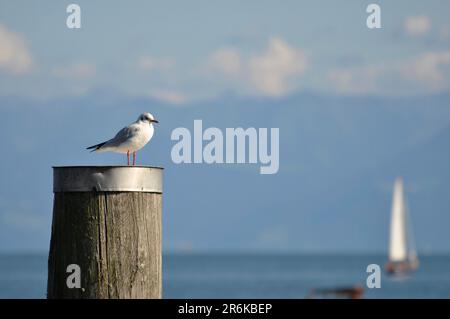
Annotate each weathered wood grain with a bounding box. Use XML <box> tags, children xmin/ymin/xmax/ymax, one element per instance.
<box><xmin>47</xmin><ymin>192</ymin><xmax>162</xmax><ymax>299</ymax></box>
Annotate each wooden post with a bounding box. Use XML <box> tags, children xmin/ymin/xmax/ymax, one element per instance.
<box><xmin>47</xmin><ymin>166</ymin><xmax>163</xmax><ymax>299</ymax></box>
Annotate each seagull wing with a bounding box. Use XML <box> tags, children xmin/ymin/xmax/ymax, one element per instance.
<box><xmin>103</xmin><ymin>123</ymin><xmax>141</xmax><ymax>148</ymax></box>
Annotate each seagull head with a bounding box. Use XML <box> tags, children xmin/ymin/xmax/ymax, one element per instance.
<box><xmin>138</xmin><ymin>112</ymin><xmax>159</xmax><ymax>124</ymax></box>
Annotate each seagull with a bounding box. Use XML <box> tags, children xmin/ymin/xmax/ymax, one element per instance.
<box><xmin>87</xmin><ymin>112</ymin><xmax>159</xmax><ymax>166</ymax></box>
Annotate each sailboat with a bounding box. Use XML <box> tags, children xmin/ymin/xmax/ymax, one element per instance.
<box><xmin>385</xmin><ymin>177</ymin><xmax>419</xmax><ymax>275</ymax></box>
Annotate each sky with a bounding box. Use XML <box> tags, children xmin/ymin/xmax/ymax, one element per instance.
<box><xmin>1</xmin><ymin>0</ymin><xmax>450</xmax><ymax>101</ymax></box>
<box><xmin>1</xmin><ymin>1</ymin><xmax>450</xmax><ymax>254</ymax></box>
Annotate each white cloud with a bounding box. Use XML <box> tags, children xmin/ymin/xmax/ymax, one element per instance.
<box><xmin>0</xmin><ymin>24</ymin><xmax>33</xmax><ymax>74</ymax></box>
<box><xmin>248</xmin><ymin>38</ymin><xmax>308</xmax><ymax>96</ymax></box>
<box><xmin>207</xmin><ymin>48</ymin><xmax>241</xmax><ymax>77</ymax></box>
<box><xmin>52</xmin><ymin>63</ymin><xmax>96</xmax><ymax>79</ymax></box>
<box><xmin>138</xmin><ymin>56</ymin><xmax>175</xmax><ymax>72</ymax></box>
<box><xmin>327</xmin><ymin>66</ymin><xmax>384</xmax><ymax>94</ymax></box>
<box><xmin>207</xmin><ymin>38</ymin><xmax>308</xmax><ymax>97</ymax></box>
<box><xmin>327</xmin><ymin>51</ymin><xmax>450</xmax><ymax>95</ymax></box>
<box><xmin>402</xmin><ymin>51</ymin><xmax>450</xmax><ymax>91</ymax></box>
<box><xmin>148</xmin><ymin>89</ymin><xmax>186</xmax><ymax>105</ymax></box>
<box><xmin>404</xmin><ymin>16</ymin><xmax>431</xmax><ymax>37</ymax></box>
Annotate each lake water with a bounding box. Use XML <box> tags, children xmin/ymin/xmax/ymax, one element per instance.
<box><xmin>1</xmin><ymin>254</ymin><xmax>449</xmax><ymax>298</ymax></box>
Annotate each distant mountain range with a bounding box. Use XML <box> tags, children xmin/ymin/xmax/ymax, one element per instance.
<box><xmin>1</xmin><ymin>91</ymin><xmax>449</xmax><ymax>253</ymax></box>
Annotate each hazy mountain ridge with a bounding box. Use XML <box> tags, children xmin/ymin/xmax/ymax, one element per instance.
<box><xmin>0</xmin><ymin>91</ymin><xmax>449</xmax><ymax>253</ymax></box>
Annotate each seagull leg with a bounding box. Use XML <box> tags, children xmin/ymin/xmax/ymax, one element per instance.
<box><xmin>133</xmin><ymin>152</ymin><xmax>136</xmax><ymax>166</ymax></box>
<box><xmin>127</xmin><ymin>151</ymin><xmax>130</xmax><ymax>166</ymax></box>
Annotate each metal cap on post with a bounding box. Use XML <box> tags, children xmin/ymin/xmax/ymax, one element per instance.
<box><xmin>53</xmin><ymin>166</ymin><xmax>163</xmax><ymax>193</ymax></box>
<box><xmin>48</xmin><ymin>166</ymin><xmax>163</xmax><ymax>299</ymax></box>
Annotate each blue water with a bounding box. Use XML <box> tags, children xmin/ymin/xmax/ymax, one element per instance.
<box><xmin>1</xmin><ymin>254</ymin><xmax>449</xmax><ymax>298</ymax></box>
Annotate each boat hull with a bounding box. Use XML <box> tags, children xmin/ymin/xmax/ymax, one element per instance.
<box><xmin>385</xmin><ymin>260</ymin><xmax>418</xmax><ymax>275</ymax></box>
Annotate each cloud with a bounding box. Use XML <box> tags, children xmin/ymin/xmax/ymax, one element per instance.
<box><xmin>0</xmin><ymin>24</ymin><xmax>33</xmax><ymax>74</ymax></box>
<box><xmin>401</xmin><ymin>51</ymin><xmax>450</xmax><ymax>91</ymax></box>
<box><xmin>207</xmin><ymin>38</ymin><xmax>308</xmax><ymax>97</ymax></box>
<box><xmin>148</xmin><ymin>89</ymin><xmax>186</xmax><ymax>105</ymax></box>
<box><xmin>207</xmin><ymin>48</ymin><xmax>241</xmax><ymax>77</ymax></box>
<box><xmin>404</xmin><ymin>16</ymin><xmax>431</xmax><ymax>37</ymax></box>
<box><xmin>248</xmin><ymin>38</ymin><xmax>308</xmax><ymax>96</ymax></box>
<box><xmin>138</xmin><ymin>56</ymin><xmax>175</xmax><ymax>72</ymax></box>
<box><xmin>52</xmin><ymin>63</ymin><xmax>96</xmax><ymax>79</ymax></box>
<box><xmin>327</xmin><ymin>66</ymin><xmax>384</xmax><ymax>94</ymax></box>
<box><xmin>327</xmin><ymin>51</ymin><xmax>450</xmax><ymax>95</ymax></box>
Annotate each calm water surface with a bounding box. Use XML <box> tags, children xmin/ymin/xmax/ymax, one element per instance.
<box><xmin>1</xmin><ymin>254</ymin><xmax>449</xmax><ymax>298</ymax></box>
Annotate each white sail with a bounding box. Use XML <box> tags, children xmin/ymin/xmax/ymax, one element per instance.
<box><xmin>389</xmin><ymin>177</ymin><xmax>407</xmax><ymax>262</ymax></box>
<box><xmin>405</xmin><ymin>200</ymin><xmax>419</xmax><ymax>264</ymax></box>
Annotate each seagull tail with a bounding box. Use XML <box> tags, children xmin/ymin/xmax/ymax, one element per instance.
<box><xmin>86</xmin><ymin>141</ymin><xmax>107</xmax><ymax>152</ymax></box>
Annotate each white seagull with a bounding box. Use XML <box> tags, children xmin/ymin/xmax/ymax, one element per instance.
<box><xmin>87</xmin><ymin>112</ymin><xmax>159</xmax><ymax>166</ymax></box>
